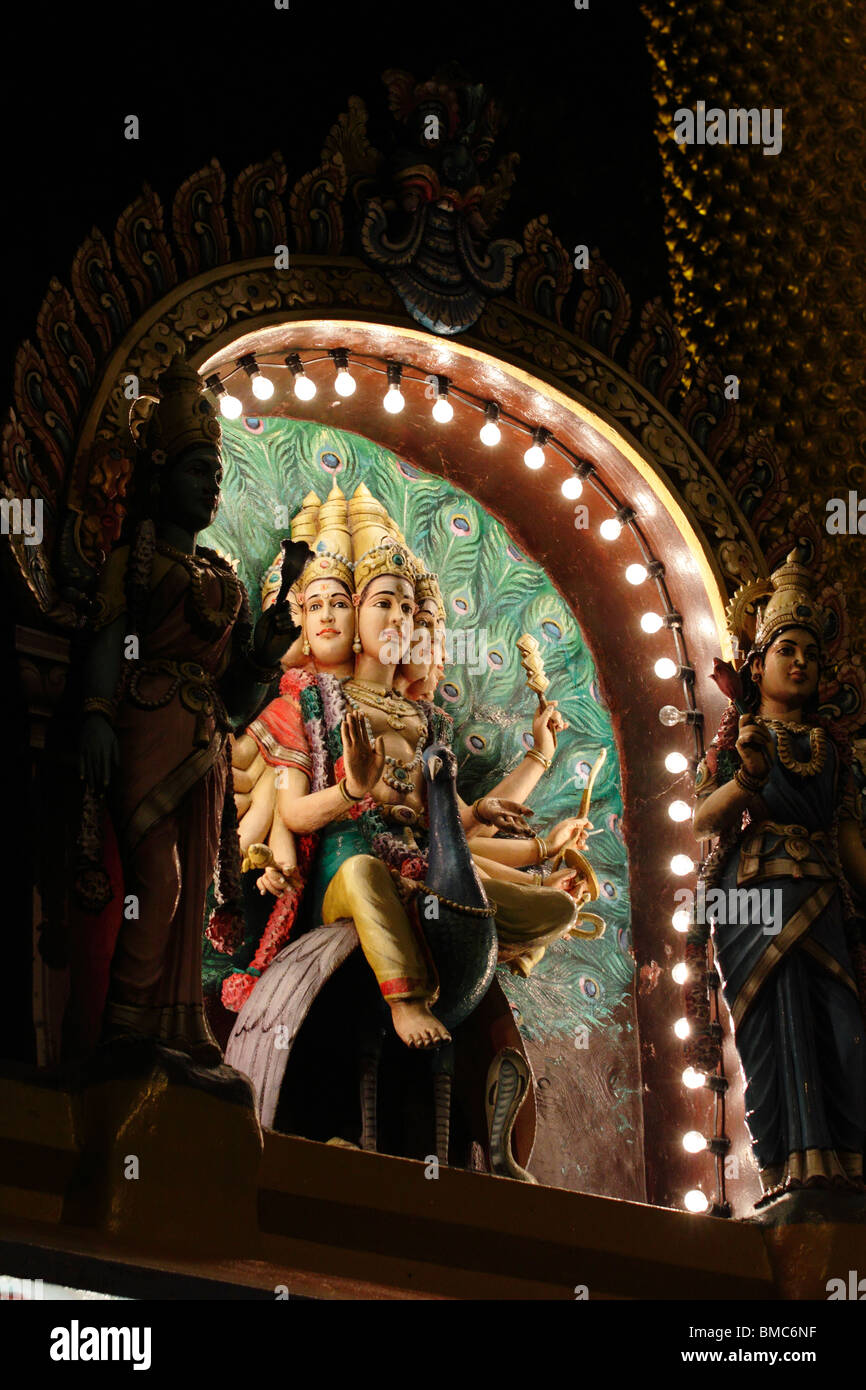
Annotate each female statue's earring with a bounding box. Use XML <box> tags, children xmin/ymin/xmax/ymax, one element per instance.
<box><xmin>301</xmin><ymin>621</ymin><xmax>311</xmax><ymax>656</ymax></box>
<box><xmin>352</xmin><ymin>603</ymin><xmax>362</xmax><ymax>654</ymax></box>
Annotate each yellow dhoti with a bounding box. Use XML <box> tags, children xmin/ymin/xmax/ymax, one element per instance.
<box><xmin>322</xmin><ymin>854</ymin><xmax>439</xmax><ymax>1004</ymax></box>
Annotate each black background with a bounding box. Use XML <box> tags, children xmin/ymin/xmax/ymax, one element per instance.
<box><xmin>1</xmin><ymin>0</ymin><xmax>668</xmax><ymax>381</ymax></box>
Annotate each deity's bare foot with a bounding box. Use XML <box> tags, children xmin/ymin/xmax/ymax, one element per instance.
<box><xmin>388</xmin><ymin>999</ymin><xmax>451</xmax><ymax>1049</ymax></box>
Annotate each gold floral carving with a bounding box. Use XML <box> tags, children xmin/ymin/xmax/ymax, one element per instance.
<box><xmin>643</xmin><ymin>0</ymin><xmax>866</xmax><ymax>654</ymax></box>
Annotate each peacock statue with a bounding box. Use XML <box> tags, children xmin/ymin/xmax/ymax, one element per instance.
<box><xmin>224</xmin><ymin>736</ymin><xmax>527</xmax><ymax>1169</ymax></box>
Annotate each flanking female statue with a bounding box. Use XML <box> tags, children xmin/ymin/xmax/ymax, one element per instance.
<box><xmin>689</xmin><ymin>549</ymin><xmax>866</xmax><ymax>1206</ymax></box>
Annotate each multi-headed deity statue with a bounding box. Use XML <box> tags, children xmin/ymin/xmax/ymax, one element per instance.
<box><xmin>211</xmin><ymin>480</ymin><xmax>603</xmax><ymax>1073</ymax></box>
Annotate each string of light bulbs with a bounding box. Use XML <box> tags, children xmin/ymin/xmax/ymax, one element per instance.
<box><xmin>204</xmin><ymin>347</ymin><xmax>730</xmax><ymax>1215</ymax></box>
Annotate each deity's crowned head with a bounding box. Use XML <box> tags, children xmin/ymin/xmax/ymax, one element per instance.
<box><xmin>400</xmin><ymin>563</ymin><xmax>447</xmax><ymax>688</ymax></box>
<box><xmin>729</xmin><ymin>549</ymin><xmax>826</xmax><ymax>711</ymax></box>
<box><xmin>348</xmin><ymin>482</ymin><xmax>418</xmax><ymax>666</ymax></box>
<box><xmin>128</xmin><ymin>357</ymin><xmax>224</xmax><ymax>533</ymax></box>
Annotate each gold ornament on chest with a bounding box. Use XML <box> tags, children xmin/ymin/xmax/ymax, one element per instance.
<box><xmin>342</xmin><ymin>679</ymin><xmax>426</xmax><ymax>793</ymax></box>
<box><xmin>343</xmin><ymin>678</ymin><xmax>420</xmax><ymax>732</ymax></box>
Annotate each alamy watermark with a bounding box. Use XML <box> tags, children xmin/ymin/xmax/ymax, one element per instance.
<box><xmin>826</xmin><ymin>492</ymin><xmax>866</xmax><ymax>535</ymax></box>
<box><xmin>674</xmin><ymin>883</ymin><xmax>782</xmax><ymax>936</ymax></box>
<box><xmin>0</xmin><ymin>495</ymin><xmax>43</xmax><ymax>546</ymax></box>
<box><xmin>380</xmin><ymin>626</ymin><xmax>489</xmax><ymax>676</ymax></box>
<box><xmin>673</xmin><ymin>100</ymin><xmax>783</xmax><ymax>157</ymax></box>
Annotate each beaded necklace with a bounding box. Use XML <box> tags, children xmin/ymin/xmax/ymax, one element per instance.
<box><xmin>343</xmin><ymin>678</ymin><xmax>417</xmax><ymax>731</ymax></box>
<box><xmin>156</xmin><ymin>540</ymin><xmax>243</xmax><ymax>637</ymax></box>
<box><xmin>343</xmin><ymin>683</ymin><xmax>426</xmax><ymax>792</ymax></box>
<box><xmin>764</xmin><ymin>719</ymin><xmax>828</xmax><ymax>777</ymax></box>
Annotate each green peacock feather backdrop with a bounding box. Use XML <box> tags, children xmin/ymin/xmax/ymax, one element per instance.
<box><xmin>201</xmin><ymin>415</ymin><xmax>632</xmax><ymax>1042</ymax></box>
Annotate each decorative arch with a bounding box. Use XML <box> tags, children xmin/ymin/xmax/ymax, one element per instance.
<box><xmin>5</xmin><ymin>99</ymin><xmax>805</xmax><ymax>1213</ymax></box>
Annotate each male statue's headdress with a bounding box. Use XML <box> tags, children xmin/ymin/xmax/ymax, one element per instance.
<box><xmin>128</xmin><ymin>357</ymin><xmax>222</xmax><ymax>463</ymax></box>
<box><xmin>413</xmin><ymin>565</ymin><xmax>446</xmax><ymax>622</ymax></box>
<box><xmin>348</xmin><ymin>481</ymin><xmax>417</xmax><ymax>594</ymax></box>
<box><xmin>297</xmin><ymin>482</ymin><xmax>355</xmax><ymax>596</ymax></box>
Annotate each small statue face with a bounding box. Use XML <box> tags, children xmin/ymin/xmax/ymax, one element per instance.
<box><xmin>752</xmin><ymin>627</ymin><xmax>820</xmax><ymax>704</ymax></box>
<box><xmin>159</xmin><ymin>446</ymin><xmax>223</xmax><ymax>533</ymax></box>
<box><xmin>356</xmin><ymin>575</ymin><xmax>416</xmax><ymax>666</ymax></box>
<box><xmin>400</xmin><ymin>599</ymin><xmax>441</xmax><ymax>683</ymax></box>
<box><xmin>302</xmin><ymin>579</ymin><xmax>354</xmax><ymax>667</ymax></box>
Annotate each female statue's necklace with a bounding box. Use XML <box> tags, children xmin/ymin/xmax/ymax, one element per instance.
<box><xmin>343</xmin><ymin>683</ymin><xmax>425</xmax><ymax>792</ymax></box>
<box><xmin>764</xmin><ymin>719</ymin><xmax>828</xmax><ymax>777</ymax></box>
<box><xmin>156</xmin><ymin>540</ymin><xmax>242</xmax><ymax>636</ymax></box>
<box><xmin>343</xmin><ymin>678</ymin><xmax>417</xmax><ymax>732</ymax></box>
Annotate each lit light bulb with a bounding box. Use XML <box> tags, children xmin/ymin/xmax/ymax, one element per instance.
<box><xmin>670</xmin><ymin>854</ymin><xmax>695</xmax><ymax>876</ymax></box>
<box><xmin>668</xmin><ymin>800</ymin><xmax>692</xmax><ymax>823</ymax></box>
<box><xmin>659</xmin><ymin>705</ymin><xmax>681</xmax><ymax>727</ymax></box>
<box><xmin>641</xmin><ymin>612</ymin><xmax>663</xmax><ymax>634</ymax></box>
<box><xmin>626</xmin><ymin>563</ymin><xmax>648</xmax><ymax>585</ymax></box>
<box><xmin>665</xmin><ymin>751</ymin><xmax>688</xmax><ymax>775</ymax></box>
<box><xmin>600</xmin><ymin>517</ymin><xmax>622</xmax><ymax>541</ymax></box>
<box><xmin>655</xmin><ymin>657</ymin><xmax>678</xmax><ymax>679</ymax></box>
<box><xmin>672</xmin><ymin>909</ymin><xmax>690</xmax><ymax>932</ymax></box>
<box><xmin>294</xmin><ymin>374</ymin><xmax>316</xmax><ymax>401</ymax></box>
<box><xmin>682</xmin><ymin>1067</ymin><xmax>706</xmax><ymax>1090</ymax></box>
<box><xmin>433</xmin><ymin>396</ymin><xmax>453</xmax><ymax>423</ymax></box>
<box><xmin>524</xmin><ymin>443</ymin><xmax>545</xmax><ymax>469</ymax></box>
<box><xmin>480</xmin><ymin>420</ymin><xmax>501</xmax><ymax>446</ymax></box>
<box><xmin>672</xmin><ymin>962</ymin><xmax>689</xmax><ymax>985</ymax></box>
<box><xmin>561</xmin><ymin>476</ymin><xmax>583</xmax><ymax>500</ymax></box>
<box><xmin>674</xmin><ymin>1017</ymin><xmax>691</xmax><ymax>1040</ymax></box>
<box><xmin>384</xmin><ymin>386</ymin><xmax>404</xmax><ymax>413</ymax></box>
<box><xmin>219</xmin><ymin>393</ymin><xmax>243</xmax><ymax>419</ymax></box>
<box><xmin>335</xmin><ymin>368</ymin><xmax>356</xmax><ymax>397</ymax></box>
<box><xmin>684</xmin><ymin>1189</ymin><xmax>709</xmax><ymax>1213</ymax></box>
<box><xmin>251</xmin><ymin>373</ymin><xmax>275</xmax><ymax>401</ymax></box>
<box><xmin>683</xmin><ymin>1131</ymin><xmax>707</xmax><ymax>1153</ymax></box>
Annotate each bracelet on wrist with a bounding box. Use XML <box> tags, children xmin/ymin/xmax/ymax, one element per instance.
<box><xmin>472</xmin><ymin>797</ymin><xmax>494</xmax><ymax>825</ymax></box>
<box><xmin>734</xmin><ymin>766</ymin><xmax>767</xmax><ymax>796</ymax></box>
<box><xmin>83</xmin><ymin>696</ymin><xmax>117</xmax><ymax>724</ymax></box>
<box><xmin>533</xmin><ymin>834</ymin><xmax>549</xmax><ymax>863</ymax></box>
<box><xmin>525</xmin><ymin>746</ymin><xmax>552</xmax><ymax>772</ymax></box>
<box><xmin>339</xmin><ymin>776</ymin><xmax>365</xmax><ymax>804</ymax></box>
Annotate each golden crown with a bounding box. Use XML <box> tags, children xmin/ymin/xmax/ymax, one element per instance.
<box><xmin>725</xmin><ymin>547</ymin><xmax>825</xmax><ymax>657</ymax></box>
<box><xmin>413</xmin><ymin>567</ymin><xmax>446</xmax><ymax>621</ymax></box>
<box><xmin>297</xmin><ymin>481</ymin><xmax>355</xmax><ymax>598</ymax></box>
<box><xmin>128</xmin><ymin>357</ymin><xmax>221</xmax><ymax>461</ymax></box>
<box><xmin>348</xmin><ymin>482</ymin><xmax>417</xmax><ymax>594</ymax></box>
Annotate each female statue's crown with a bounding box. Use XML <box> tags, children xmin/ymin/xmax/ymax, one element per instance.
<box><xmin>348</xmin><ymin>482</ymin><xmax>417</xmax><ymax>593</ymax></box>
<box><xmin>753</xmin><ymin>548</ymin><xmax>824</xmax><ymax>650</ymax></box>
<box><xmin>128</xmin><ymin>357</ymin><xmax>222</xmax><ymax>461</ymax></box>
<box><xmin>725</xmin><ymin>547</ymin><xmax>825</xmax><ymax>657</ymax></box>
